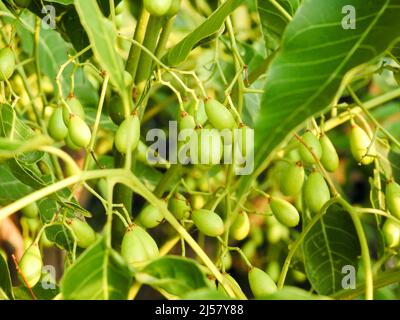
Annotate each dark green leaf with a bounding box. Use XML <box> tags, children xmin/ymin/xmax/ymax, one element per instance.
<box><xmin>302</xmin><ymin>204</ymin><xmax>361</xmax><ymax>295</ymax></box>
<box><xmin>0</xmin><ymin>165</ymin><xmax>33</xmax><ymax>206</ymax></box>
<box><xmin>13</xmin><ymin>285</ymin><xmax>59</xmax><ymax>300</ymax></box>
<box><xmin>0</xmin><ymin>254</ymin><xmax>14</xmax><ymax>300</ymax></box>
<box><xmin>45</xmin><ymin>224</ymin><xmax>74</xmax><ymax>251</ymax></box>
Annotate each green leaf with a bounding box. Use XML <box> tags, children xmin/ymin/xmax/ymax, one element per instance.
<box><xmin>45</xmin><ymin>224</ymin><xmax>74</xmax><ymax>251</ymax></box>
<box><xmin>163</xmin><ymin>0</ymin><xmax>245</xmax><ymax>66</ymax></box>
<box><xmin>61</xmin><ymin>237</ymin><xmax>132</xmax><ymax>299</ymax></box>
<box><xmin>38</xmin><ymin>198</ymin><xmax>59</xmax><ymax>223</ymax></box>
<box><xmin>258</xmin><ymin>286</ymin><xmax>329</xmax><ymax>300</ymax></box>
<box><xmin>254</xmin><ymin>0</ymin><xmax>400</xmax><ymax>171</ymax></box>
<box><xmin>74</xmin><ymin>0</ymin><xmax>125</xmax><ymax>91</ymax></box>
<box><xmin>0</xmin><ymin>136</ymin><xmax>50</xmax><ymax>162</ymax></box>
<box><xmin>302</xmin><ymin>204</ymin><xmax>361</xmax><ymax>295</ymax></box>
<box><xmin>257</xmin><ymin>0</ymin><xmax>300</xmax><ymax>51</ymax></box>
<box><xmin>0</xmin><ymin>254</ymin><xmax>14</xmax><ymax>300</ymax></box>
<box><xmin>136</xmin><ymin>256</ymin><xmax>209</xmax><ymax>297</ymax></box>
<box><xmin>0</xmin><ymin>165</ymin><xmax>33</xmax><ymax>206</ymax></box>
<box><xmin>12</xmin><ymin>285</ymin><xmax>59</xmax><ymax>300</ymax></box>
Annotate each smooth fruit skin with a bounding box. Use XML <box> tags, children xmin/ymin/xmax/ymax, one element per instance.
<box><xmin>383</xmin><ymin>219</ymin><xmax>400</xmax><ymax>248</ymax></box>
<box><xmin>231</xmin><ymin>212</ymin><xmax>250</xmax><ymax>241</ymax></box>
<box><xmin>115</xmin><ymin>114</ymin><xmax>141</xmax><ymax>154</ymax></box>
<box><xmin>269</xmin><ymin>197</ymin><xmax>300</xmax><ymax>227</ymax></box>
<box><xmin>191</xmin><ymin>209</ymin><xmax>224</xmax><ymax>237</ymax></box>
<box><xmin>168</xmin><ymin>193</ymin><xmax>191</xmax><ymax>220</ymax></box>
<box><xmin>48</xmin><ymin>107</ymin><xmax>68</xmax><ymax>141</ymax></box>
<box><xmin>21</xmin><ymin>202</ymin><xmax>39</xmax><ymax>219</ymax></box>
<box><xmin>248</xmin><ymin>267</ymin><xmax>277</xmax><ymax>298</ymax></box>
<box><xmin>204</xmin><ymin>99</ymin><xmax>236</xmax><ymax>130</ymax></box>
<box><xmin>0</xmin><ymin>47</ymin><xmax>15</xmax><ymax>81</ymax></box>
<box><xmin>68</xmin><ymin>115</ymin><xmax>91</xmax><ymax>148</ymax></box>
<box><xmin>188</xmin><ymin>100</ymin><xmax>207</xmax><ymax>126</ymax></box>
<box><xmin>121</xmin><ymin>225</ymin><xmax>159</xmax><ymax>267</ymax></box>
<box><xmin>143</xmin><ymin>0</ymin><xmax>173</xmax><ymax>16</ymax></box>
<box><xmin>195</xmin><ymin>129</ymin><xmax>223</xmax><ymax>165</ymax></box>
<box><xmin>65</xmin><ymin>133</ymin><xmax>82</xmax><ymax>151</ymax></box>
<box><xmin>62</xmin><ymin>97</ymin><xmax>85</xmax><ymax>125</ymax></box>
<box><xmin>280</xmin><ymin>161</ymin><xmax>304</xmax><ymax>196</ymax></box>
<box><xmin>108</xmin><ymin>95</ymin><xmax>127</xmax><ymax>125</ymax></box>
<box><xmin>320</xmin><ymin>134</ymin><xmax>339</xmax><ymax>172</ymax></box>
<box><xmin>349</xmin><ymin>124</ymin><xmax>375</xmax><ymax>165</ymax></box>
<box><xmin>299</xmin><ymin>131</ymin><xmax>322</xmax><ymax>164</ymax></box>
<box><xmin>385</xmin><ymin>181</ymin><xmax>400</xmax><ymax>219</ymax></box>
<box><xmin>69</xmin><ymin>219</ymin><xmax>96</xmax><ymax>248</ymax></box>
<box><xmin>166</xmin><ymin>0</ymin><xmax>181</xmax><ymax>16</ymax></box>
<box><xmin>136</xmin><ymin>204</ymin><xmax>164</xmax><ymax>229</ymax></box>
<box><xmin>304</xmin><ymin>172</ymin><xmax>331</xmax><ymax>214</ymax></box>
<box><xmin>19</xmin><ymin>244</ymin><xmax>43</xmax><ymax>288</ymax></box>
<box><xmin>179</xmin><ymin>113</ymin><xmax>196</xmax><ymax>131</ymax></box>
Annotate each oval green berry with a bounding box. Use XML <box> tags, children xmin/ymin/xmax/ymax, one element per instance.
<box><xmin>115</xmin><ymin>114</ymin><xmax>141</xmax><ymax>154</ymax></box>
<box><xmin>166</xmin><ymin>0</ymin><xmax>181</xmax><ymax>16</ymax></box>
<box><xmin>108</xmin><ymin>95</ymin><xmax>130</xmax><ymax>125</ymax></box>
<box><xmin>383</xmin><ymin>219</ymin><xmax>400</xmax><ymax>248</ymax></box>
<box><xmin>386</xmin><ymin>181</ymin><xmax>400</xmax><ymax>219</ymax></box>
<box><xmin>0</xmin><ymin>47</ymin><xmax>15</xmax><ymax>81</ymax></box>
<box><xmin>304</xmin><ymin>171</ymin><xmax>330</xmax><ymax>214</ymax></box>
<box><xmin>136</xmin><ymin>204</ymin><xmax>164</xmax><ymax>229</ymax></box>
<box><xmin>121</xmin><ymin>225</ymin><xmax>159</xmax><ymax>267</ymax></box>
<box><xmin>248</xmin><ymin>267</ymin><xmax>277</xmax><ymax>298</ymax></box>
<box><xmin>231</xmin><ymin>211</ymin><xmax>250</xmax><ymax>241</ymax></box>
<box><xmin>143</xmin><ymin>0</ymin><xmax>173</xmax><ymax>16</ymax></box>
<box><xmin>48</xmin><ymin>107</ymin><xmax>68</xmax><ymax>141</ymax></box>
<box><xmin>168</xmin><ymin>193</ymin><xmax>191</xmax><ymax>220</ymax></box>
<box><xmin>280</xmin><ymin>161</ymin><xmax>305</xmax><ymax>196</ymax></box>
<box><xmin>204</xmin><ymin>99</ymin><xmax>236</xmax><ymax>130</ymax></box>
<box><xmin>299</xmin><ymin>131</ymin><xmax>322</xmax><ymax>164</ymax></box>
<box><xmin>65</xmin><ymin>133</ymin><xmax>82</xmax><ymax>151</ymax></box>
<box><xmin>62</xmin><ymin>97</ymin><xmax>85</xmax><ymax>125</ymax></box>
<box><xmin>68</xmin><ymin>115</ymin><xmax>91</xmax><ymax>148</ymax></box>
<box><xmin>349</xmin><ymin>124</ymin><xmax>375</xmax><ymax>165</ymax></box>
<box><xmin>320</xmin><ymin>134</ymin><xmax>339</xmax><ymax>172</ymax></box>
<box><xmin>19</xmin><ymin>244</ymin><xmax>43</xmax><ymax>288</ymax></box>
<box><xmin>69</xmin><ymin>218</ymin><xmax>96</xmax><ymax>248</ymax></box>
<box><xmin>21</xmin><ymin>202</ymin><xmax>39</xmax><ymax>219</ymax></box>
<box><xmin>269</xmin><ymin>197</ymin><xmax>300</xmax><ymax>227</ymax></box>
<box><xmin>191</xmin><ymin>209</ymin><xmax>224</xmax><ymax>237</ymax></box>
<box><xmin>195</xmin><ymin>128</ymin><xmax>223</xmax><ymax>165</ymax></box>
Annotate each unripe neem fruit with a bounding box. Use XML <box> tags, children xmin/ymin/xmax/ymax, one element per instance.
<box><xmin>48</xmin><ymin>107</ymin><xmax>68</xmax><ymax>141</ymax></box>
<box><xmin>69</xmin><ymin>218</ymin><xmax>96</xmax><ymax>248</ymax></box>
<box><xmin>0</xmin><ymin>47</ymin><xmax>15</xmax><ymax>81</ymax></box>
<box><xmin>230</xmin><ymin>211</ymin><xmax>250</xmax><ymax>241</ymax></box>
<box><xmin>248</xmin><ymin>267</ymin><xmax>277</xmax><ymax>298</ymax></box>
<box><xmin>21</xmin><ymin>202</ymin><xmax>39</xmax><ymax>219</ymax></box>
<box><xmin>108</xmin><ymin>95</ymin><xmax>131</xmax><ymax>125</ymax></box>
<box><xmin>136</xmin><ymin>204</ymin><xmax>164</xmax><ymax>229</ymax></box>
<box><xmin>280</xmin><ymin>161</ymin><xmax>304</xmax><ymax>196</ymax></box>
<box><xmin>62</xmin><ymin>97</ymin><xmax>85</xmax><ymax>125</ymax></box>
<box><xmin>349</xmin><ymin>124</ymin><xmax>375</xmax><ymax>165</ymax></box>
<box><xmin>269</xmin><ymin>197</ymin><xmax>300</xmax><ymax>227</ymax></box>
<box><xmin>166</xmin><ymin>0</ymin><xmax>181</xmax><ymax>16</ymax></box>
<box><xmin>143</xmin><ymin>0</ymin><xmax>173</xmax><ymax>16</ymax></box>
<box><xmin>191</xmin><ymin>209</ymin><xmax>224</xmax><ymax>237</ymax></box>
<box><xmin>320</xmin><ymin>134</ymin><xmax>339</xmax><ymax>172</ymax></box>
<box><xmin>121</xmin><ymin>225</ymin><xmax>159</xmax><ymax>267</ymax></box>
<box><xmin>68</xmin><ymin>115</ymin><xmax>91</xmax><ymax>148</ymax></box>
<box><xmin>19</xmin><ymin>244</ymin><xmax>43</xmax><ymax>288</ymax></box>
<box><xmin>204</xmin><ymin>99</ymin><xmax>236</xmax><ymax>130</ymax></box>
<box><xmin>65</xmin><ymin>133</ymin><xmax>82</xmax><ymax>151</ymax></box>
<box><xmin>194</xmin><ymin>128</ymin><xmax>223</xmax><ymax>165</ymax></box>
<box><xmin>385</xmin><ymin>180</ymin><xmax>400</xmax><ymax>219</ymax></box>
<box><xmin>115</xmin><ymin>114</ymin><xmax>141</xmax><ymax>154</ymax></box>
<box><xmin>304</xmin><ymin>172</ymin><xmax>330</xmax><ymax>214</ymax></box>
<box><xmin>299</xmin><ymin>131</ymin><xmax>322</xmax><ymax>164</ymax></box>
<box><xmin>168</xmin><ymin>193</ymin><xmax>191</xmax><ymax>220</ymax></box>
<box><xmin>383</xmin><ymin>219</ymin><xmax>400</xmax><ymax>248</ymax></box>
<box><xmin>179</xmin><ymin>112</ymin><xmax>196</xmax><ymax>131</ymax></box>
<box><xmin>187</xmin><ymin>100</ymin><xmax>207</xmax><ymax>126</ymax></box>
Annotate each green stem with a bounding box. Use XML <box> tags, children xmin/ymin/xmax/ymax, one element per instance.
<box><xmin>155</xmin><ymin>17</ymin><xmax>175</xmax><ymax>58</ymax></box>
<box><xmin>153</xmin><ymin>164</ymin><xmax>182</xmax><ymax>198</ymax></box>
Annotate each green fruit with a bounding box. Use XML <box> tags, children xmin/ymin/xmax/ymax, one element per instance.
<box><xmin>235</xmin><ymin>125</ymin><xmax>254</xmax><ymax>157</ymax></box>
<box><xmin>62</xmin><ymin>97</ymin><xmax>85</xmax><ymax>125</ymax></box>
<box><xmin>48</xmin><ymin>107</ymin><xmax>68</xmax><ymax>141</ymax></box>
<box><xmin>21</xmin><ymin>202</ymin><xmax>39</xmax><ymax>219</ymax></box>
<box><xmin>218</xmin><ymin>273</ymin><xmax>246</xmax><ymax>299</ymax></box>
<box><xmin>280</xmin><ymin>161</ymin><xmax>304</xmax><ymax>196</ymax></box>
<box><xmin>14</xmin><ymin>0</ymin><xmax>31</xmax><ymax>7</ymax></box>
<box><xmin>121</xmin><ymin>225</ymin><xmax>159</xmax><ymax>267</ymax></box>
<box><xmin>204</xmin><ymin>99</ymin><xmax>236</xmax><ymax>130</ymax></box>
<box><xmin>115</xmin><ymin>114</ymin><xmax>141</xmax><ymax>154</ymax></box>
<box><xmin>349</xmin><ymin>124</ymin><xmax>375</xmax><ymax>165</ymax></box>
<box><xmin>319</xmin><ymin>134</ymin><xmax>339</xmax><ymax>172</ymax></box>
<box><xmin>108</xmin><ymin>95</ymin><xmax>130</xmax><ymax>125</ymax></box>
<box><xmin>179</xmin><ymin>113</ymin><xmax>196</xmax><ymax>131</ymax></box>
<box><xmin>222</xmin><ymin>251</ymin><xmax>232</xmax><ymax>270</ymax></box>
<box><xmin>194</xmin><ymin>128</ymin><xmax>223</xmax><ymax>165</ymax></box>
<box><xmin>304</xmin><ymin>172</ymin><xmax>331</xmax><ymax>214</ymax></box>
<box><xmin>123</xmin><ymin>70</ymin><xmax>133</xmax><ymax>88</ymax></box>
<box><xmin>168</xmin><ymin>193</ymin><xmax>191</xmax><ymax>220</ymax></box>
<box><xmin>0</xmin><ymin>47</ymin><xmax>15</xmax><ymax>81</ymax></box>
<box><xmin>191</xmin><ymin>209</ymin><xmax>224</xmax><ymax>237</ymax></box>
<box><xmin>136</xmin><ymin>204</ymin><xmax>164</xmax><ymax>229</ymax></box>
<box><xmin>143</xmin><ymin>0</ymin><xmax>173</xmax><ymax>16</ymax></box>
<box><xmin>383</xmin><ymin>219</ymin><xmax>400</xmax><ymax>248</ymax></box>
<box><xmin>65</xmin><ymin>133</ymin><xmax>82</xmax><ymax>151</ymax></box>
<box><xmin>269</xmin><ymin>197</ymin><xmax>300</xmax><ymax>227</ymax></box>
<box><xmin>299</xmin><ymin>131</ymin><xmax>322</xmax><ymax>164</ymax></box>
<box><xmin>231</xmin><ymin>211</ymin><xmax>250</xmax><ymax>241</ymax></box>
<box><xmin>386</xmin><ymin>181</ymin><xmax>400</xmax><ymax>219</ymax></box>
<box><xmin>19</xmin><ymin>244</ymin><xmax>43</xmax><ymax>288</ymax></box>
<box><xmin>166</xmin><ymin>0</ymin><xmax>181</xmax><ymax>16</ymax></box>
<box><xmin>188</xmin><ymin>100</ymin><xmax>207</xmax><ymax>126</ymax></box>
<box><xmin>248</xmin><ymin>267</ymin><xmax>277</xmax><ymax>298</ymax></box>
<box><xmin>69</xmin><ymin>219</ymin><xmax>96</xmax><ymax>248</ymax></box>
<box><xmin>68</xmin><ymin>115</ymin><xmax>91</xmax><ymax>148</ymax></box>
